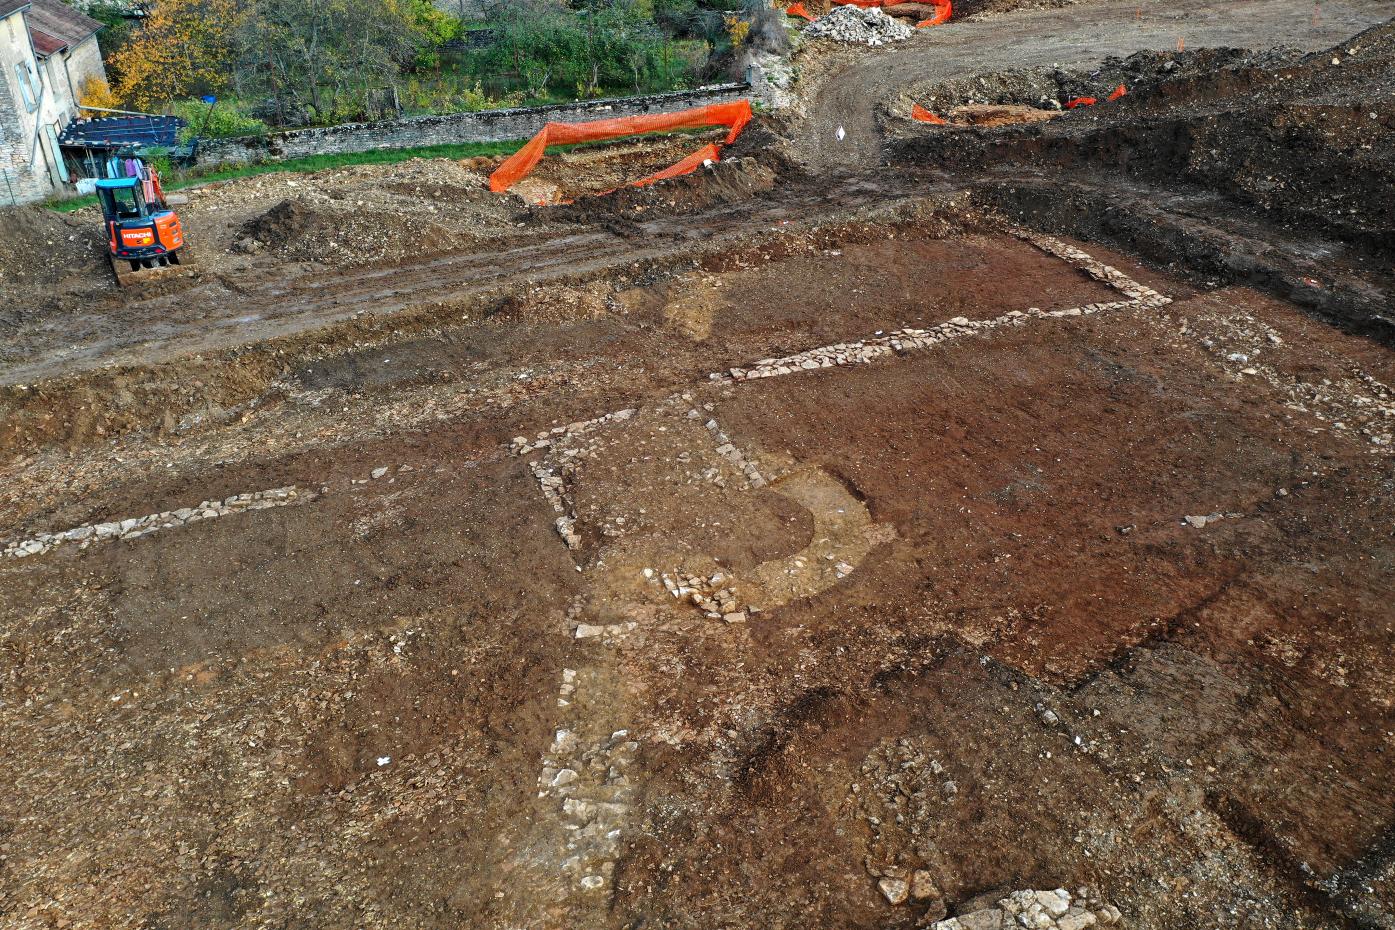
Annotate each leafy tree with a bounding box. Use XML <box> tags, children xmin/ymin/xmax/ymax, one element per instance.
<box><xmin>234</xmin><ymin>0</ymin><xmax>435</xmax><ymax>124</ymax></box>
<box><xmin>85</xmin><ymin>1</ymin><xmax>138</xmax><ymax>85</ymax></box>
<box><xmin>402</xmin><ymin>0</ymin><xmax>465</xmax><ymax>68</ymax></box>
<box><xmin>77</xmin><ymin>76</ymin><xmax>122</xmax><ymax>110</ymax></box>
<box><xmin>484</xmin><ymin>0</ymin><xmax>670</xmax><ymax>98</ymax></box>
<box><xmin>110</xmin><ymin>0</ymin><xmax>238</xmax><ymax>108</ymax></box>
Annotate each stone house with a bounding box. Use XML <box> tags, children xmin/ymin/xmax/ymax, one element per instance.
<box><xmin>0</xmin><ymin>0</ymin><xmax>104</xmax><ymax>205</ymax></box>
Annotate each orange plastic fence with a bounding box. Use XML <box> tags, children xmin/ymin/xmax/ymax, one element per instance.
<box><xmin>830</xmin><ymin>0</ymin><xmax>950</xmax><ymax>25</ymax></box>
<box><xmin>624</xmin><ymin>143</ymin><xmax>721</xmax><ymax>190</ymax></box>
<box><xmin>915</xmin><ymin>0</ymin><xmax>951</xmax><ymax>27</ymax></box>
<box><xmin>489</xmin><ymin>99</ymin><xmax>754</xmax><ymax>194</ymax></box>
<box><xmin>911</xmin><ymin>104</ymin><xmax>946</xmax><ymax>124</ymax></box>
<box><xmin>786</xmin><ymin>2</ymin><xmax>815</xmax><ymax>19</ymax></box>
<box><xmin>1064</xmin><ymin>96</ymin><xmax>1098</xmax><ymax>109</ymax></box>
<box><xmin>1108</xmin><ymin>83</ymin><xmax>1128</xmax><ymax>101</ymax></box>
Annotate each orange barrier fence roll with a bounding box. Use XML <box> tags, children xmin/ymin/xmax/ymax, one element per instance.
<box><xmin>1108</xmin><ymin>83</ymin><xmax>1128</xmax><ymax>101</ymax></box>
<box><xmin>911</xmin><ymin>104</ymin><xmax>946</xmax><ymax>124</ymax></box>
<box><xmin>829</xmin><ymin>0</ymin><xmax>950</xmax><ymax>24</ymax></box>
<box><xmin>915</xmin><ymin>0</ymin><xmax>951</xmax><ymax>27</ymax></box>
<box><xmin>1064</xmin><ymin>96</ymin><xmax>1098</xmax><ymax>109</ymax></box>
<box><xmin>786</xmin><ymin>2</ymin><xmax>815</xmax><ymax>19</ymax></box>
<box><xmin>618</xmin><ymin>144</ymin><xmax>721</xmax><ymax>191</ymax></box>
<box><xmin>489</xmin><ymin>99</ymin><xmax>754</xmax><ymax>194</ymax></box>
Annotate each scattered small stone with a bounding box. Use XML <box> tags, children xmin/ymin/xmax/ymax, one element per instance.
<box><xmin>878</xmin><ymin>876</ymin><xmax>910</xmax><ymax>905</ymax></box>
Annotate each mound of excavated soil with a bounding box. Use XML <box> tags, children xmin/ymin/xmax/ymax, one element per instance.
<box><xmin>233</xmin><ymin>195</ymin><xmax>478</xmax><ymax>266</ymax></box>
<box><xmin>180</xmin><ymin>157</ymin><xmax>533</xmax><ymax>270</ymax></box>
<box><xmin>0</xmin><ymin>207</ymin><xmax>105</xmax><ymax>290</ymax></box>
<box><xmin>525</xmin><ymin>131</ymin><xmax>730</xmax><ymax>202</ymax></box>
<box><xmin>236</xmin><ymin>197</ymin><xmax>316</xmax><ymax>250</ymax></box>
<box><xmin>892</xmin><ymin>47</ymin><xmax>1283</xmax><ymax>117</ymax></box>
<box><xmin>947</xmin><ymin>103</ymin><xmax>1061</xmax><ymax>126</ymax></box>
<box><xmin>547</xmin><ymin>156</ymin><xmax>777</xmax><ymax>224</ymax></box>
<box><xmin>892</xmin><ymin>25</ymin><xmax>1395</xmax><ymax>259</ymax></box>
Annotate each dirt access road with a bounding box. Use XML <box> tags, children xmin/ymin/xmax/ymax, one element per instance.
<box><xmin>795</xmin><ymin>0</ymin><xmax>1392</xmax><ymax>170</ymax></box>
<box><xmin>0</xmin><ymin>174</ymin><xmax>908</xmax><ymax>387</ymax></box>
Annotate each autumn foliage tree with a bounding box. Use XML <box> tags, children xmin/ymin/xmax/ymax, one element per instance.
<box><xmin>110</xmin><ymin>0</ymin><xmax>239</xmax><ymax>108</ymax></box>
<box><xmin>77</xmin><ymin>75</ymin><xmax>122</xmax><ymax>110</ymax></box>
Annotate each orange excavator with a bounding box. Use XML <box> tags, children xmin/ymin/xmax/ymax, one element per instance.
<box><xmin>95</xmin><ymin>158</ymin><xmax>190</xmax><ymax>286</ymax></box>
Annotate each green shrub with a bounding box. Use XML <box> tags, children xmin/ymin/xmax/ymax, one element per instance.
<box><xmin>173</xmin><ymin>99</ymin><xmax>270</xmax><ymax>142</ymax></box>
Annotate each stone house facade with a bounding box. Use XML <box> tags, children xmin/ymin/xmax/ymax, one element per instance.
<box><xmin>0</xmin><ymin>0</ymin><xmax>104</xmax><ymax>205</ymax></box>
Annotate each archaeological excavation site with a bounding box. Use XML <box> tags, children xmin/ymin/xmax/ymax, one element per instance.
<box><xmin>2</xmin><ymin>0</ymin><xmax>1394</xmax><ymax>927</ymax></box>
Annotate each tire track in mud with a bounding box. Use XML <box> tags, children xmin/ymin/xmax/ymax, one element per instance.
<box><xmin>2</xmin><ymin>175</ymin><xmax>917</xmax><ymax>387</ymax></box>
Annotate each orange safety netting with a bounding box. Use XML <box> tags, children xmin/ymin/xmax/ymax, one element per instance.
<box><xmin>489</xmin><ymin>99</ymin><xmax>753</xmax><ymax>194</ymax></box>
<box><xmin>911</xmin><ymin>104</ymin><xmax>946</xmax><ymax>124</ymax></box>
<box><xmin>786</xmin><ymin>2</ymin><xmax>815</xmax><ymax>19</ymax></box>
<box><xmin>1064</xmin><ymin>96</ymin><xmax>1098</xmax><ymax>109</ymax></box>
<box><xmin>619</xmin><ymin>143</ymin><xmax>721</xmax><ymax>190</ymax></box>
<box><xmin>1108</xmin><ymin>83</ymin><xmax>1128</xmax><ymax>101</ymax></box>
<box><xmin>830</xmin><ymin>0</ymin><xmax>950</xmax><ymax>26</ymax></box>
<box><xmin>915</xmin><ymin>0</ymin><xmax>951</xmax><ymax>27</ymax></box>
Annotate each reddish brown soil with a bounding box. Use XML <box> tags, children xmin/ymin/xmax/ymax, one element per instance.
<box><xmin>1</xmin><ymin>5</ymin><xmax>1393</xmax><ymax>924</ymax></box>
<box><xmin>2</xmin><ymin>216</ymin><xmax>1392</xmax><ymax>929</ymax></box>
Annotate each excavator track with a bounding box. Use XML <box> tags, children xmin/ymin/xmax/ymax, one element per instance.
<box><xmin>110</xmin><ymin>246</ymin><xmax>195</xmax><ymax>289</ymax></box>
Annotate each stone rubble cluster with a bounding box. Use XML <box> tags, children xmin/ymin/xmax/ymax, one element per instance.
<box><xmin>511</xmin><ymin>408</ymin><xmax>636</xmax><ymax>457</ymax></box>
<box><xmin>805</xmin><ymin>5</ymin><xmax>914</xmax><ymax>45</ymax></box>
<box><xmin>1182</xmin><ymin>511</ymin><xmax>1241</xmax><ymax>528</ymax></box>
<box><xmin>710</xmin><ymin>231</ymin><xmax>1169</xmax><ymax>385</ymax></box>
<box><xmin>519</xmin><ymin>410</ymin><xmax>638</xmax><ymax>551</ymax></box>
<box><xmin>933</xmin><ymin>888</ymin><xmax>1122</xmax><ymax>930</ymax></box>
<box><xmin>1014</xmin><ymin>230</ymin><xmax>1172</xmax><ymax>305</ymax></box>
<box><xmin>2</xmin><ymin>486</ymin><xmax>307</xmax><ymax>560</ymax></box>
<box><xmin>1180</xmin><ymin>305</ymin><xmax>1395</xmax><ymax>450</ymax></box>
<box><xmin>719</xmin><ymin>304</ymin><xmax>1134</xmax><ymax>384</ymax></box>
<box><xmin>702</xmin><ymin>413</ymin><xmax>767</xmax><ymax>488</ymax></box>
<box><xmin>574</xmin><ymin>620</ymin><xmax>639</xmax><ymax>640</ymax></box>
<box><xmin>537</xmin><ymin>666</ymin><xmax>639</xmax><ymax>896</ymax></box>
<box><xmin>659</xmin><ymin>569</ymin><xmax>749</xmax><ymax>622</ymax></box>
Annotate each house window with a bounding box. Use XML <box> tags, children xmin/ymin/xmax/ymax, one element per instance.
<box><xmin>15</xmin><ymin>62</ymin><xmax>40</xmax><ymax>112</ymax></box>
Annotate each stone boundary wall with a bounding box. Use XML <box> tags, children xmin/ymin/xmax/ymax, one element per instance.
<box><xmin>197</xmin><ymin>83</ymin><xmax>752</xmax><ymax>168</ymax></box>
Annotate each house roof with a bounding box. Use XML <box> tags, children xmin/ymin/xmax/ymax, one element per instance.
<box><xmin>29</xmin><ymin>25</ymin><xmax>67</xmax><ymax>56</ymax></box>
<box><xmin>0</xmin><ymin>0</ymin><xmax>32</xmax><ymax>19</ymax></box>
<box><xmin>59</xmin><ymin>113</ymin><xmax>185</xmax><ymax>150</ymax></box>
<box><xmin>25</xmin><ymin>0</ymin><xmax>101</xmax><ymax>53</ymax></box>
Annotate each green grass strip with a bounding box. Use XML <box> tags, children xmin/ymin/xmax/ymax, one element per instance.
<box><xmin>46</xmin><ymin>140</ymin><xmax>520</xmax><ymax>213</ymax></box>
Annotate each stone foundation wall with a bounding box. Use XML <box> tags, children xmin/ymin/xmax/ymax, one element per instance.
<box><xmin>197</xmin><ymin>84</ymin><xmax>751</xmax><ymax>168</ymax></box>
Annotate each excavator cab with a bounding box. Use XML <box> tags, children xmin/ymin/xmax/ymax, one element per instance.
<box><xmin>97</xmin><ymin>173</ymin><xmax>187</xmax><ymax>285</ymax></box>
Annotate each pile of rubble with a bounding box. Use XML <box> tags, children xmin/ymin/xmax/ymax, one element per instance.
<box><xmin>805</xmin><ymin>5</ymin><xmax>913</xmax><ymax>45</ymax></box>
<box><xmin>658</xmin><ymin>569</ymin><xmax>749</xmax><ymax>623</ymax></box>
<box><xmin>934</xmin><ymin>888</ymin><xmax>1122</xmax><ymax>930</ymax></box>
